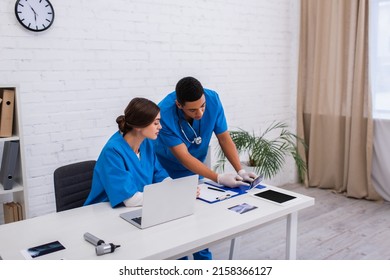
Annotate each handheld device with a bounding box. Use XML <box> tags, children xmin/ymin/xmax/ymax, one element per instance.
<box><xmin>83</xmin><ymin>232</ymin><xmax>120</xmax><ymax>256</ymax></box>
<box><xmin>83</xmin><ymin>232</ymin><xmax>105</xmax><ymax>246</ymax></box>
<box><xmin>249</xmin><ymin>175</ymin><xmax>263</xmax><ymax>190</ymax></box>
<box><xmin>252</xmin><ymin>189</ymin><xmax>296</xmax><ymax>204</ymax></box>
<box><xmin>96</xmin><ymin>243</ymin><xmax>121</xmax><ymax>256</ymax></box>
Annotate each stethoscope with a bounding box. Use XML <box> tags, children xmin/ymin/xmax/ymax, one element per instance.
<box><xmin>176</xmin><ymin>108</ymin><xmax>202</xmax><ymax>145</ymax></box>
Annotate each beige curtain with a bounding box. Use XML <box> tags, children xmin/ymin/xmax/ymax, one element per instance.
<box><xmin>297</xmin><ymin>0</ymin><xmax>381</xmax><ymax>200</ymax></box>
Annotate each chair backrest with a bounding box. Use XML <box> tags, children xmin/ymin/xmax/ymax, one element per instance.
<box><xmin>53</xmin><ymin>160</ymin><xmax>96</xmax><ymax>212</ymax></box>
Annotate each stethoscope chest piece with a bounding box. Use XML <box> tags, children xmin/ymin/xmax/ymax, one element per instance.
<box><xmin>194</xmin><ymin>136</ymin><xmax>202</xmax><ymax>145</ymax></box>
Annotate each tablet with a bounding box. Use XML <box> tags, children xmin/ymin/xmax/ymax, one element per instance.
<box><xmin>252</xmin><ymin>189</ymin><xmax>296</xmax><ymax>204</ymax></box>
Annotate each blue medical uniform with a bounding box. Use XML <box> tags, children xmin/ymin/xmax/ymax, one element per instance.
<box><xmin>155</xmin><ymin>88</ymin><xmax>228</xmax><ymax>260</ymax></box>
<box><xmin>84</xmin><ymin>131</ymin><xmax>168</xmax><ymax>208</ymax></box>
<box><xmin>155</xmin><ymin>88</ymin><xmax>228</xmax><ymax>179</ymax></box>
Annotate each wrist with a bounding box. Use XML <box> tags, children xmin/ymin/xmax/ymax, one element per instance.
<box><xmin>217</xmin><ymin>174</ymin><xmax>222</xmax><ymax>184</ymax></box>
<box><xmin>124</xmin><ymin>192</ymin><xmax>143</xmax><ymax>207</ymax></box>
<box><xmin>211</xmin><ymin>172</ymin><xmax>219</xmax><ymax>183</ymax></box>
<box><xmin>238</xmin><ymin>169</ymin><xmax>246</xmax><ymax>176</ymax></box>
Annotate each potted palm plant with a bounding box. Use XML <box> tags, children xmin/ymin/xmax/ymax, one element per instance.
<box><xmin>214</xmin><ymin>121</ymin><xmax>307</xmax><ymax>182</ymax></box>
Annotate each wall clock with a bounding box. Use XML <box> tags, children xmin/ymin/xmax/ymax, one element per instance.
<box><xmin>15</xmin><ymin>0</ymin><xmax>55</xmax><ymax>32</ymax></box>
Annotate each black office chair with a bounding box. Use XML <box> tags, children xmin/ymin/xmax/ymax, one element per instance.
<box><xmin>53</xmin><ymin>160</ymin><xmax>96</xmax><ymax>212</ymax></box>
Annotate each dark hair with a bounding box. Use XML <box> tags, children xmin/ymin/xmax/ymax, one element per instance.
<box><xmin>116</xmin><ymin>97</ymin><xmax>160</xmax><ymax>135</ymax></box>
<box><xmin>175</xmin><ymin>77</ymin><xmax>204</xmax><ymax>105</ymax></box>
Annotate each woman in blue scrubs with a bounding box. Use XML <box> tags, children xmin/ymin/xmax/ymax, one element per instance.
<box><xmin>84</xmin><ymin>97</ymin><xmax>169</xmax><ymax>208</ymax></box>
<box><xmin>155</xmin><ymin>77</ymin><xmax>258</xmax><ymax>260</ymax></box>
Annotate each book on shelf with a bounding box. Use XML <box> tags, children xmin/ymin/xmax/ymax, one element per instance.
<box><xmin>3</xmin><ymin>202</ymin><xmax>14</xmax><ymax>223</ymax></box>
<box><xmin>16</xmin><ymin>201</ymin><xmax>23</xmax><ymax>220</ymax></box>
<box><xmin>3</xmin><ymin>202</ymin><xmax>23</xmax><ymax>223</ymax></box>
<box><xmin>0</xmin><ymin>89</ymin><xmax>15</xmax><ymax>137</ymax></box>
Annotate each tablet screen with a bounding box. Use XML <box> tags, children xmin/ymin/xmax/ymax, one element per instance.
<box><xmin>253</xmin><ymin>190</ymin><xmax>296</xmax><ymax>204</ymax></box>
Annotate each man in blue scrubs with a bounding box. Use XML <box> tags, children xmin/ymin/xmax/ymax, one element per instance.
<box><xmin>155</xmin><ymin>77</ymin><xmax>257</xmax><ymax>259</ymax></box>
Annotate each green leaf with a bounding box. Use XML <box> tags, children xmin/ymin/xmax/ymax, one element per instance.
<box><xmin>214</xmin><ymin>121</ymin><xmax>307</xmax><ymax>182</ymax></box>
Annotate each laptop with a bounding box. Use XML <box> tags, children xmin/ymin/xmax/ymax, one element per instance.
<box><xmin>119</xmin><ymin>174</ymin><xmax>198</xmax><ymax>229</ymax></box>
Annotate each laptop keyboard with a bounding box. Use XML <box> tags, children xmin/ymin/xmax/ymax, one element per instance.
<box><xmin>132</xmin><ymin>216</ymin><xmax>142</xmax><ymax>225</ymax></box>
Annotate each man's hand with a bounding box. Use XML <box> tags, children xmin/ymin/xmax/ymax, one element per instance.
<box><xmin>217</xmin><ymin>173</ymin><xmax>250</xmax><ymax>188</ymax></box>
<box><xmin>238</xmin><ymin>169</ymin><xmax>257</xmax><ymax>183</ymax></box>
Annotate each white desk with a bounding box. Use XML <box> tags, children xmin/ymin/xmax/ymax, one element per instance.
<box><xmin>0</xmin><ymin>184</ymin><xmax>314</xmax><ymax>260</ymax></box>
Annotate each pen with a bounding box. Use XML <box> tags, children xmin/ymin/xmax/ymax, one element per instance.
<box><xmin>216</xmin><ymin>194</ymin><xmax>231</xmax><ymax>200</ymax></box>
<box><xmin>208</xmin><ymin>186</ymin><xmax>226</xmax><ymax>192</ymax></box>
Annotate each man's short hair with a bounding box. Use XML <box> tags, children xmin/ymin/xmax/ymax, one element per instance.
<box><xmin>175</xmin><ymin>77</ymin><xmax>204</xmax><ymax>105</ymax></box>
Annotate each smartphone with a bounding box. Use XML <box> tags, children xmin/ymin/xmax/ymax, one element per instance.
<box><xmin>249</xmin><ymin>175</ymin><xmax>263</xmax><ymax>189</ymax></box>
<box><xmin>27</xmin><ymin>241</ymin><xmax>65</xmax><ymax>258</ymax></box>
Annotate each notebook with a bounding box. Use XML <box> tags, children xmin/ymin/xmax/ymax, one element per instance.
<box><xmin>119</xmin><ymin>174</ymin><xmax>198</xmax><ymax>229</ymax></box>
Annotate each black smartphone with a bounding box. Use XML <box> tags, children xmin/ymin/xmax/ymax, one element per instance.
<box><xmin>253</xmin><ymin>189</ymin><xmax>296</xmax><ymax>204</ymax></box>
<box><xmin>27</xmin><ymin>240</ymin><xmax>65</xmax><ymax>258</ymax></box>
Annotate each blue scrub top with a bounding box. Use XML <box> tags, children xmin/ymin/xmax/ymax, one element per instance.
<box><xmin>84</xmin><ymin>131</ymin><xmax>169</xmax><ymax>208</ymax></box>
<box><xmin>155</xmin><ymin>88</ymin><xmax>228</xmax><ymax>178</ymax></box>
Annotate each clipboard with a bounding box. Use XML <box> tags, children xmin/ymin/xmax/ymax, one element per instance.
<box><xmin>198</xmin><ymin>183</ymin><xmax>239</xmax><ymax>203</ymax></box>
<box><xmin>197</xmin><ymin>181</ymin><xmax>266</xmax><ymax>204</ymax></box>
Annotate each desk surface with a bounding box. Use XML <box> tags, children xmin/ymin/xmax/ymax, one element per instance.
<box><xmin>0</xmin><ymin>184</ymin><xmax>314</xmax><ymax>260</ymax></box>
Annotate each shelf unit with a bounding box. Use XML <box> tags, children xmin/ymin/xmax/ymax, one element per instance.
<box><xmin>0</xmin><ymin>86</ymin><xmax>28</xmax><ymax>224</ymax></box>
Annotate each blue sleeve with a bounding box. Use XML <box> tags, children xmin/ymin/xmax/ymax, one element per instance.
<box><xmin>97</xmin><ymin>147</ymin><xmax>139</xmax><ymax>208</ymax></box>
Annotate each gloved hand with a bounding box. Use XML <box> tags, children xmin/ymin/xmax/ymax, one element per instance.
<box><xmin>217</xmin><ymin>173</ymin><xmax>250</xmax><ymax>188</ymax></box>
<box><xmin>163</xmin><ymin>177</ymin><xmax>173</xmax><ymax>181</ymax></box>
<box><xmin>124</xmin><ymin>191</ymin><xmax>143</xmax><ymax>207</ymax></box>
<box><xmin>238</xmin><ymin>169</ymin><xmax>257</xmax><ymax>183</ymax></box>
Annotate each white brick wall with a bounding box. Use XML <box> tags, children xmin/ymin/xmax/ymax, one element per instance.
<box><xmin>0</xmin><ymin>0</ymin><xmax>300</xmax><ymax>218</ymax></box>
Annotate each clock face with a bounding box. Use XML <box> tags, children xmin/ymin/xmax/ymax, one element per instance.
<box><xmin>15</xmin><ymin>0</ymin><xmax>55</xmax><ymax>32</ymax></box>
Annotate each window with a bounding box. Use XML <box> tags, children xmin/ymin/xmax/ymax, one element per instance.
<box><xmin>370</xmin><ymin>0</ymin><xmax>390</xmax><ymax>119</ymax></box>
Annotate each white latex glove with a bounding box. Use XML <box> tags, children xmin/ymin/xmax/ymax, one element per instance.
<box><xmin>238</xmin><ymin>169</ymin><xmax>257</xmax><ymax>183</ymax></box>
<box><xmin>124</xmin><ymin>191</ymin><xmax>143</xmax><ymax>207</ymax></box>
<box><xmin>217</xmin><ymin>173</ymin><xmax>250</xmax><ymax>188</ymax></box>
<box><xmin>163</xmin><ymin>176</ymin><xmax>173</xmax><ymax>181</ymax></box>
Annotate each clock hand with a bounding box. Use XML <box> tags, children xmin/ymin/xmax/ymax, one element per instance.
<box><xmin>26</xmin><ymin>1</ymin><xmax>39</xmax><ymax>25</ymax></box>
<box><xmin>26</xmin><ymin>1</ymin><xmax>39</xmax><ymax>17</ymax></box>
